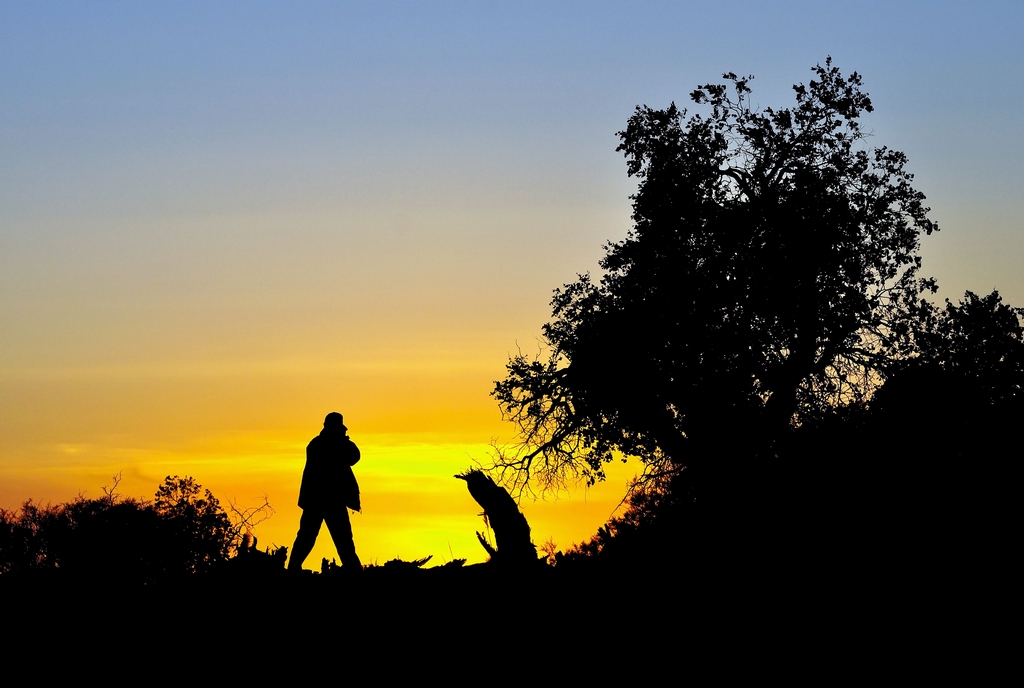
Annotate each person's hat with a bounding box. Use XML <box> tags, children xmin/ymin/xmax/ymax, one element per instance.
<box><xmin>324</xmin><ymin>412</ymin><xmax>347</xmax><ymax>432</ymax></box>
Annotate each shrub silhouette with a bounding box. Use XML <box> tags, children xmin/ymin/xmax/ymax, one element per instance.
<box><xmin>153</xmin><ymin>475</ymin><xmax>235</xmax><ymax>575</ymax></box>
<box><xmin>0</xmin><ymin>475</ymin><xmax>242</xmax><ymax>582</ymax></box>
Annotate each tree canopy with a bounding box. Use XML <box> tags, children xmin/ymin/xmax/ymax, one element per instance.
<box><xmin>493</xmin><ymin>59</ymin><xmax>940</xmax><ymax>518</ymax></box>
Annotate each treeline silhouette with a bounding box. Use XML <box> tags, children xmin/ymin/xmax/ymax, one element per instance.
<box><xmin>552</xmin><ymin>288</ymin><xmax>1022</xmax><ymax>572</ymax></box>
<box><xmin>0</xmin><ymin>475</ymin><xmax>281</xmax><ymax>584</ymax></box>
<box><xmin>489</xmin><ymin>60</ymin><xmax>1023</xmax><ymax>589</ymax></box>
<box><xmin>0</xmin><ymin>470</ymin><xmax>543</xmax><ymax>586</ymax></box>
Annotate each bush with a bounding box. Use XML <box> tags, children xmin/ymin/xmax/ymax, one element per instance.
<box><xmin>0</xmin><ymin>475</ymin><xmax>240</xmax><ymax>582</ymax></box>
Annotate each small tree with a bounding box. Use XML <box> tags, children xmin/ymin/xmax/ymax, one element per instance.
<box><xmin>153</xmin><ymin>475</ymin><xmax>235</xmax><ymax>575</ymax></box>
<box><xmin>778</xmin><ymin>289</ymin><xmax>1024</xmax><ymax>566</ymax></box>
<box><xmin>901</xmin><ymin>290</ymin><xmax>1024</xmax><ymax>399</ymax></box>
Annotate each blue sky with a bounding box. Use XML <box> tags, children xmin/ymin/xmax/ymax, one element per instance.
<box><xmin>4</xmin><ymin>3</ymin><xmax>1021</xmax><ymax>290</ymax></box>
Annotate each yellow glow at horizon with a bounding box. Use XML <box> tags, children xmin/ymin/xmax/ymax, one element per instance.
<box><xmin>0</xmin><ymin>435</ymin><xmax>637</xmax><ymax>567</ymax></box>
<box><xmin>0</xmin><ymin>353</ymin><xmax>639</xmax><ymax>566</ymax></box>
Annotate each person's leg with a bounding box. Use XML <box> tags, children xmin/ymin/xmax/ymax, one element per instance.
<box><xmin>288</xmin><ymin>509</ymin><xmax>324</xmax><ymax>571</ymax></box>
<box><xmin>324</xmin><ymin>508</ymin><xmax>361</xmax><ymax>569</ymax></box>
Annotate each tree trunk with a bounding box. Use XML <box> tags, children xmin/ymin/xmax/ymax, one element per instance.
<box><xmin>455</xmin><ymin>470</ymin><xmax>538</xmax><ymax>566</ymax></box>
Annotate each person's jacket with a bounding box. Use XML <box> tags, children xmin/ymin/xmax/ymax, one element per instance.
<box><xmin>298</xmin><ymin>429</ymin><xmax>361</xmax><ymax>512</ymax></box>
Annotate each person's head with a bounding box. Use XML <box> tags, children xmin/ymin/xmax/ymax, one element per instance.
<box><xmin>323</xmin><ymin>412</ymin><xmax>347</xmax><ymax>433</ymax></box>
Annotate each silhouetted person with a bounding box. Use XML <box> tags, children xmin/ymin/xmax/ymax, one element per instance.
<box><xmin>288</xmin><ymin>412</ymin><xmax>362</xmax><ymax>571</ymax></box>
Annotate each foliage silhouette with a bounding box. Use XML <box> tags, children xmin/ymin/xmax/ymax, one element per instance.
<box><xmin>861</xmin><ymin>291</ymin><xmax>1022</xmax><ymax>554</ymax></box>
<box><xmin>559</xmin><ymin>279</ymin><xmax>1024</xmax><ymax>569</ymax></box>
<box><xmin>153</xmin><ymin>475</ymin><xmax>235</xmax><ymax>575</ymax></box>
<box><xmin>553</xmin><ymin>476</ymin><xmax>692</xmax><ymax>572</ymax></box>
<box><xmin>0</xmin><ymin>492</ymin><xmax>159</xmax><ymax>579</ymax></box>
<box><xmin>0</xmin><ymin>475</ymin><xmax>262</xmax><ymax>582</ymax></box>
<box><xmin>492</xmin><ymin>59</ymin><xmax>941</xmax><ymax>546</ymax></box>
<box><xmin>898</xmin><ymin>289</ymin><xmax>1024</xmax><ymax>400</ymax></box>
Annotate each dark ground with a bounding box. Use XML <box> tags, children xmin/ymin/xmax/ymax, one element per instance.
<box><xmin>1</xmin><ymin>558</ymin><xmax>1009</xmax><ymax>680</ymax></box>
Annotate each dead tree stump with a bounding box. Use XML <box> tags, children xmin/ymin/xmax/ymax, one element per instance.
<box><xmin>455</xmin><ymin>469</ymin><xmax>538</xmax><ymax>566</ymax></box>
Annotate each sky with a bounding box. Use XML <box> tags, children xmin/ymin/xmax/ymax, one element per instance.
<box><xmin>2</xmin><ymin>1</ymin><xmax>1022</xmax><ymax>566</ymax></box>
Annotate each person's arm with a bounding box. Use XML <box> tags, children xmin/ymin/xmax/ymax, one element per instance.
<box><xmin>344</xmin><ymin>437</ymin><xmax>361</xmax><ymax>466</ymax></box>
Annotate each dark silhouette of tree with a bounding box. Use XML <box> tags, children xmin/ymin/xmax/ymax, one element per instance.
<box><xmin>0</xmin><ymin>475</ymin><xmax>242</xmax><ymax>582</ymax></box>
<box><xmin>153</xmin><ymin>475</ymin><xmax>235</xmax><ymax>575</ymax></box>
<box><xmin>898</xmin><ymin>289</ymin><xmax>1024</xmax><ymax>400</ymax></box>
<box><xmin>863</xmin><ymin>289</ymin><xmax>1024</xmax><ymax>491</ymax></box>
<box><xmin>493</xmin><ymin>60</ymin><xmax>938</xmax><ymax>543</ymax></box>
<box><xmin>1</xmin><ymin>499</ymin><xmax>52</xmax><ymax>574</ymax></box>
<box><xmin>760</xmin><ymin>288</ymin><xmax>1024</xmax><ymax>575</ymax></box>
<box><xmin>866</xmin><ymin>291</ymin><xmax>1022</xmax><ymax>551</ymax></box>
<box><xmin>0</xmin><ymin>491</ymin><xmax>160</xmax><ymax>579</ymax></box>
<box><xmin>552</xmin><ymin>476</ymin><xmax>690</xmax><ymax>572</ymax></box>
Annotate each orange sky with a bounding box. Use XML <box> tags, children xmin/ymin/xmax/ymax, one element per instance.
<box><xmin>0</xmin><ymin>320</ymin><xmax>641</xmax><ymax>566</ymax></box>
